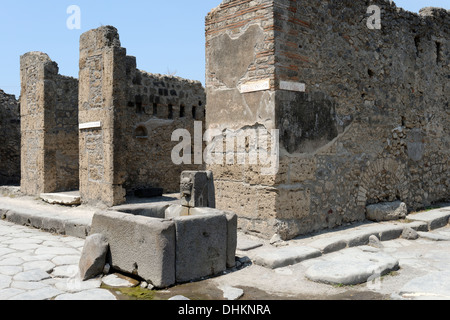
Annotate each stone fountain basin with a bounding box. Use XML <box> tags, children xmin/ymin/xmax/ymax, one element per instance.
<box><xmin>90</xmin><ymin>204</ymin><xmax>237</xmax><ymax>288</ymax></box>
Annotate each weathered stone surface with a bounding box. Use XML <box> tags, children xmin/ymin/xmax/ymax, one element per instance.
<box><xmin>102</xmin><ymin>273</ymin><xmax>139</xmax><ymax>288</ymax></box>
<box><xmin>20</xmin><ymin>52</ymin><xmax>79</xmax><ymax>197</ymax></box>
<box><xmin>40</xmin><ymin>192</ymin><xmax>81</xmax><ymax>206</ymax></box>
<box><xmin>79</xmin><ymin>234</ymin><xmax>109</xmax><ymax>281</ymax></box>
<box><xmin>174</xmin><ymin>213</ymin><xmax>228</xmax><ymax>282</ymax></box>
<box><xmin>366</xmin><ymin>202</ymin><xmax>407</xmax><ymax>222</ymax></box>
<box><xmin>305</xmin><ymin>249</ymin><xmax>399</xmax><ymax>285</ymax></box>
<box><xmin>206</xmin><ymin>0</ymin><xmax>449</xmax><ymax>240</ymax></box>
<box><xmin>169</xmin><ymin>295</ymin><xmax>190</xmax><ymax>300</ymax></box>
<box><xmin>0</xmin><ymin>90</ymin><xmax>20</xmax><ymax>186</ymax></box>
<box><xmin>13</xmin><ymin>269</ymin><xmax>51</xmax><ymax>282</ymax></box>
<box><xmin>191</xmin><ymin>207</ymin><xmax>238</xmax><ymax>268</ymax></box>
<box><xmin>368</xmin><ymin>235</ymin><xmax>383</xmax><ymax>249</ymax></box>
<box><xmin>399</xmin><ymin>271</ymin><xmax>450</xmax><ymax>300</ymax></box>
<box><xmin>402</xmin><ymin>227</ymin><xmax>419</xmax><ymax>240</ymax></box>
<box><xmin>308</xmin><ymin>237</ymin><xmax>348</xmax><ymax>254</ymax></box>
<box><xmin>0</xmin><ymin>274</ymin><xmax>11</xmax><ymax>290</ymax></box>
<box><xmin>180</xmin><ymin>171</ymin><xmax>215</xmax><ymax>208</ymax></box>
<box><xmin>12</xmin><ymin>287</ymin><xmax>63</xmax><ymax>300</ymax></box>
<box><xmin>90</xmin><ymin>211</ymin><xmax>176</xmax><ymax>288</ymax></box>
<box><xmin>237</xmin><ymin>235</ymin><xmax>263</xmax><ymax>252</ymax></box>
<box><xmin>252</xmin><ymin>246</ymin><xmax>322</xmax><ymax>269</ymax></box>
<box><xmin>78</xmin><ymin>26</ymin><xmax>205</xmax><ymax>207</ymax></box>
<box><xmin>408</xmin><ymin>210</ymin><xmax>450</xmax><ymax>231</ymax></box>
<box><xmin>220</xmin><ymin>285</ymin><xmax>244</xmax><ymax>301</ymax></box>
<box><xmin>417</xmin><ymin>232</ymin><xmax>450</xmax><ymax>242</ymax></box>
<box><xmin>55</xmin><ymin>288</ymin><xmax>117</xmax><ymax>300</ymax></box>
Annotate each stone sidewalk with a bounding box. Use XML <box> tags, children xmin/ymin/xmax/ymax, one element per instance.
<box><xmin>237</xmin><ymin>205</ymin><xmax>450</xmax><ymax>271</ymax></box>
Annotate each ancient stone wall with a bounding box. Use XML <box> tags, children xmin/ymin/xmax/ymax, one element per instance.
<box><xmin>20</xmin><ymin>52</ymin><xmax>79</xmax><ymax>196</ymax></box>
<box><xmin>206</xmin><ymin>0</ymin><xmax>449</xmax><ymax>239</ymax></box>
<box><xmin>0</xmin><ymin>90</ymin><xmax>20</xmax><ymax>185</ymax></box>
<box><xmin>121</xmin><ymin>64</ymin><xmax>206</xmax><ymax>194</ymax></box>
<box><xmin>79</xmin><ymin>26</ymin><xmax>205</xmax><ymax>206</ymax></box>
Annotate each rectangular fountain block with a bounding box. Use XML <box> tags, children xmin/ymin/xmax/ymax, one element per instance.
<box><xmin>174</xmin><ymin>213</ymin><xmax>228</xmax><ymax>283</ymax></box>
<box><xmin>90</xmin><ymin>211</ymin><xmax>176</xmax><ymax>288</ymax></box>
<box><xmin>191</xmin><ymin>207</ymin><xmax>237</xmax><ymax>268</ymax></box>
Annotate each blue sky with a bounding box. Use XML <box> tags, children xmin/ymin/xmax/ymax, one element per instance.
<box><xmin>0</xmin><ymin>0</ymin><xmax>448</xmax><ymax>98</ymax></box>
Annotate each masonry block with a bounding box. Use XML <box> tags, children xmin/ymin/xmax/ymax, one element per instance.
<box><xmin>174</xmin><ymin>213</ymin><xmax>228</xmax><ymax>283</ymax></box>
<box><xmin>90</xmin><ymin>211</ymin><xmax>176</xmax><ymax>288</ymax></box>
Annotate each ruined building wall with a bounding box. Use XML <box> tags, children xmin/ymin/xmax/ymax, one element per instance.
<box><xmin>0</xmin><ymin>90</ymin><xmax>20</xmax><ymax>185</ymax></box>
<box><xmin>79</xmin><ymin>26</ymin><xmax>205</xmax><ymax>206</ymax></box>
<box><xmin>20</xmin><ymin>52</ymin><xmax>79</xmax><ymax>196</ymax></box>
<box><xmin>120</xmin><ymin>58</ymin><xmax>206</xmax><ymax>194</ymax></box>
<box><xmin>206</xmin><ymin>0</ymin><xmax>450</xmax><ymax>239</ymax></box>
<box><xmin>206</xmin><ymin>0</ymin><xmax>281</xmax><ymax>237</ymax></box>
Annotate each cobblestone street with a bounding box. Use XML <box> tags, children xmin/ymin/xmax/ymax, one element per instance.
<box><xmin>0</xmin><ymin>220</ymin><xmax>116</xmax><ymax>300</ymax></box>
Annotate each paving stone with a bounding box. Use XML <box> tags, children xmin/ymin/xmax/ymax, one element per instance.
<box><xmin>55</xmin><ymin>288</ymin><xmax>117</xmax><ymax>300</ymax></box>
<box><xmin>417</xmin><ymin>232</ymin><xmax>450</xmax><ymax>241</ymax></box>
<box><xmin>35</xmin><ymin>246</ymin><xmax>80</xmax><ymax>256</ymax></box>
<box><xmin>11</xmin><ymin>287</ymin><xmax>63</xmax><ymax>300</ymax></box>
<box><xmin>52</xmin><ymin>255</ymin><xmax>80</xmax><ymax>266</ymax></box>
<box><xmin>0</xmin><ymin>265</ymin><xmax>22</xmax><ymax>276</ymax></box>
<box><xmin>305</xmin><ymin>248</ymin><xmax>399</xmax><ymax>286</ymax></box>
<box><xmin>237</xmin><ymin>236</ymin><xmax>264</xmax><ymax>251</ymax></box>
<box><xmin>3</xmin><ymin>238</ymin><xmax>43</xmax><ymax>245</ymax></box>
<box><xmin>252</xmin><ymin>246</ymin><xmax>322</xmax><ymax>269</ymax></box>
<box><xmin>169</xmin><ymin>295</ymin><xmax>190</xmax><ymax>300</ymax></box>
<box><xmin>54</xmin><ymin>277</ymin><xmax>102</xmax><ymax>293</ymax></box>
<box><xmin>102</xmin><ymin>273</ymin><xmax>140</xmax><ymax>288</ymax></box>
<box><xmin>0</xmin><ymin>274</ymin><xmax>12</xmax><ymax>289</ymax></box>
<box><xmin>23</xmin><ymin>260</ymin><xmax>55</xmax><ymax>273</ymax></box>
<box><xmin>11</xmin><ymin>281</ymin><xmax>51</xmax><ymax>291</ymax></box>
<box><xmin>52</xmin><ymin>265</ymin><xmax>79</xmax><ymax>278</ymax></box>
<box><xmin>13</xmin><ymin>269</ymin><xmax>51</xmax><ymax>282</ymax></box>
<box><xmin>220</xmin><ymin>285</ymin><xmax>244</xmax><ymax>300</ymax></box>
<box><xmin>0</xmin><ymin>248</ymin><xmax>15</xmax><ymax>257</ymax></box>
<box><xmin>0</xmin><ymin>288</ymin><xmax>25</xmax><ymax>300</ymax></box>
<box><xmin>0</xmin><ymin>257</ymin><xmax>24</xmax><ymax>266</ymax></box>
<box><xmin>399</xmin><ymin>271</ymin><xmax>450</xmax><ymax>300</ymax></box>
<box><xmin>21</xmin><ymin>254</ymin><xmax>55</xmax><ymax>262</ymax></box>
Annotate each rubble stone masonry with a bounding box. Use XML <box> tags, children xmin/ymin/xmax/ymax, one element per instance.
<box><xmin>0</xmin><ymin>90</ymin><xmax>20</xmax><ymax>185</ymax></box>
<box><xmin>20</xmin><ymin>52</ymin><xmax>79</xmax><ymax>196</ymax></box>
<box><xmin>79</xmin><ymin>26</ymin><xmax>205</xmax><ymax>206</ymax></box>
<box><xmin>206</xmin><ymin>0</ymin><xmax>449</xmax><ymax>239</ymax></box>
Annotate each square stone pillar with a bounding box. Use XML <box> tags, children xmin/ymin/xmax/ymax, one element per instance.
<box><xmin>78</xmin><ymin>26</ymin><xmax>127</xmax><ymax>206</ymax></box>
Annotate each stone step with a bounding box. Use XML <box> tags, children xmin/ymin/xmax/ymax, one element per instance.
<box><xmin>407</xmin><ymin>209</ymin><xmax>450</xmax><ymax>231</ymax></box>
<box><xmin>40</xmin><ymin>192</ymin><xmax>81</xmax><ymax>206</ymax></box>
<box><xmin>240</xmin><ymin>210</ymin><xmax>450</xmax><ymax>270</ymax></box>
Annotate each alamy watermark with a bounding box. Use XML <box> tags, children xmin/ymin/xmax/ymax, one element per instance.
<box><xmin>367</xmin><ymin>5</ymin><xmax>381</xmax><ymax>30</ymax></box>
<box><xmin>171</xmin><ymin>122</ymin><xmax>280</xmax><ymax>176</ymax></box>
<box><xmin>66</xmin><ymin>5</ymin><xmax>81</xmax><ymax>30</ymax></box>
